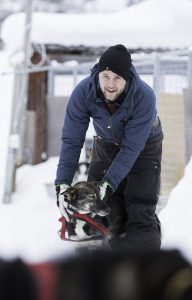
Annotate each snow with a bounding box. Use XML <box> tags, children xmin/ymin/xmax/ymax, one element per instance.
<box><xmin>0</xmin><ymin>157</ymin><xmax>76</xmax><ymax>263</ymax></box>
<box><xmin>1</xmin><ymin>0</ymin><xmax>192</xmax><ymax>54</ymax></box>
<box><xmin>0</xmin><ymin>0</ymin><xmax>192</xmax><ymax>264</ymax></box>
<box><xmin>159</xmin><ymin>157</ymin><xmax>192</xmax><ymax>262</ymax></box>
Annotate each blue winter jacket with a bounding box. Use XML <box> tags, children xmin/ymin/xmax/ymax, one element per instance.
<box><xmin>55</xmin><ymin>63</ymin><xmax>161</xmax><ymax>189</ymax></box>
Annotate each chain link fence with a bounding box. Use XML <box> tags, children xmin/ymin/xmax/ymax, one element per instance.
<box><xmin>48</xmin><ymin>50</ymin><xmax>192</xmax><ymax>98</ymax></box>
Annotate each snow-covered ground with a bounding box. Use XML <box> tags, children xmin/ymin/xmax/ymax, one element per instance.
<box><xmin>0</xmin><ymin>157</ymin><xmax>76</xmax><ymax>263</ymax></box>
<box><xmin>0</xmin><ymin>0</ymin><xmax>192</xmax><ymax>264</ymax></box>
<box><xmin>159</xmin><ymin>157</ymin><xmax>192</xmax><ymax>262</ymax></box>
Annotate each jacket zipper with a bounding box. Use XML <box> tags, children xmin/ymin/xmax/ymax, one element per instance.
<box><xmin>107</xmin><ymin>105</ymin><xmax>123</xmax><ymax>130</ymax></box>
<box><xmin>106</xmin><ymin>75</ymin><xmax>136</xmax><ymax>135</ymax></box>
<box><xmin>107</xmin><ymin>118</ymin><xmax>112</xmax><ymax>129</ymax></box>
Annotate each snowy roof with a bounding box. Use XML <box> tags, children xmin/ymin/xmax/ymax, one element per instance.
<box><xmin>1</xmin><ymin>0</ymin><xmax>192</xmax><ymax>53</ymax></box>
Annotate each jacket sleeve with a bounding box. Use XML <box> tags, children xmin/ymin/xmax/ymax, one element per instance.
<box><xmin>55</xmin><ymin>81</ymin><xmax>90</xmax><ymax>185</ymax></box>
<box><xmin>103</xmin><ymin>89</ymin><xmax>156</xmax><ymax>189</ymax></box>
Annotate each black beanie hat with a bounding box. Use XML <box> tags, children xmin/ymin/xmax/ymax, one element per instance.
<box><xmin>98</xmin><ymin>44</ymin><xmax>132</xmax><ymax>81</ymax></box>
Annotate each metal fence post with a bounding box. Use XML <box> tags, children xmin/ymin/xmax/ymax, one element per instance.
<box><xmin>3</xmin><ymin>0</ymin><xmax>34</xmax><ymax>203</ymax></box>
<box><xmin>73</xmin><ymin>62</ymin><xmax>79</xmax><ymax>87</ymax></box>
<box><xmin>187</xmin><ymin>48</ymin><xmax>192</xmax><ymax>89</ymax></box>
<box><xmin>153</xmin><ymin>53</ymin><xmax>161</xmax><ymax>107</ymax></box>
<box><xmin>47</xmin><ymin>69</ymin><xmax>54</xmax><ymax>97</ymax></box>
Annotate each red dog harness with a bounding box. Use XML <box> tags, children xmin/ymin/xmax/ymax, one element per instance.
<box><xmin>58</xmin><ymin>212</ymin><xmax>109</xmax><ymax>241</ymax></box>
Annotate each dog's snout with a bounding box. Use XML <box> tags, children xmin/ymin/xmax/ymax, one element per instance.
<box><xmin>96</xmin><ymin>204</ymin><xmax>111</xmax><ymax>216</ymax></box>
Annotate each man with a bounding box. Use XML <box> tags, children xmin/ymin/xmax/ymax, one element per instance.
<box><xmin>55</xmin><ymin>44</ymin><xmax>163</xmax><ymax>251</ymax></box>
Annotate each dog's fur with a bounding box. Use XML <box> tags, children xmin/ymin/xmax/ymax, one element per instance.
<box><xmin>61</xmin><ymin>181</ymin><xmax>110</xmax><ymax>248</ymax></box>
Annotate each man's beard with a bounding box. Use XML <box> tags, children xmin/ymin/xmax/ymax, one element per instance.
<box><xmin>103</xmin><ymin>88</ymin><xmax>120</xmax><ymax>101</ymax></box>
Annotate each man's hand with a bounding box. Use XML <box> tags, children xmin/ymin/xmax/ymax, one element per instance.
<box><xmin>99</xmin><ymin>181</ymin><xmax>115</xmax><ymax>203</ymax></box>
<box><xmin>56</xmin><ymin>183</ymin><xmax>71</xmax><ymax>221</ymax></box>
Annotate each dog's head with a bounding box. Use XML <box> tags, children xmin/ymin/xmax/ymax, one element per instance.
<box><xmin>62</xmin><ymin>181</ymin><xmax>110</xmax><ymax>217</ymax></box>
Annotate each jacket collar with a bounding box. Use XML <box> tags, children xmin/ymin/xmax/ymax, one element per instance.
<box><xmin>89</xmin><ymin>63</ymin><xmax>140</xmax><ymax>103</ymax></box>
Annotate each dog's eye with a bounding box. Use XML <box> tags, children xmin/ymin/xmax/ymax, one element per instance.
<box><xmin>87</xmin><ymin>193</ymin><xmax>96</xmax><ymax>200</ymax></box>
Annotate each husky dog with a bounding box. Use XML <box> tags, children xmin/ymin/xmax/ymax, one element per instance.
<box><xmin>58</xmin><ymin>181</ymin><xmax>110</xmax><ymax>249</ymax></box>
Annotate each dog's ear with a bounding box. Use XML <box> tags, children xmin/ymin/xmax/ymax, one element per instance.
<box><xmin>63</xmin><ymin>187</ymin><xmax>77</xmax><ymax>202</ymax></box>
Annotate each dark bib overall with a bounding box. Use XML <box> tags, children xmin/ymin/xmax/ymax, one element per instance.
<box><xmin>87</xmin><ymin>130</ymin><xmax>163</xmax><ymax>252</ymax></box>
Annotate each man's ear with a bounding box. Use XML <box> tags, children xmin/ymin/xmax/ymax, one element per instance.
<box><xmin>62</xmin><ymin>187</ymin><xmax>77</xmax><ymax>202</ymax></box>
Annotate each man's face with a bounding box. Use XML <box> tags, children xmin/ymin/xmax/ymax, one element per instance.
<box><xmin>99</xmin><ymin>70</ymin><xmax>126</xmax><ymax>101</ymax></box>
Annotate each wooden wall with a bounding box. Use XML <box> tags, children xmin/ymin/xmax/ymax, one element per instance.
<box><xmin>158</xmin><ymin>93</ymin><xmax>185</xmax><ymax>196</ymax></box>
<box><xmin>26</xmin><ymin>52</ymin><xmax>47</xmax><ymax>164</ymax></box>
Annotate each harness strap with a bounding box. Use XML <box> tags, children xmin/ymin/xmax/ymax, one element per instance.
<box><xmin>58</xmin><ymin>213</ymin><xmax>108</xmax><ymax>241</ymax></box>
<box><xmin>72</xmin><ymin>212</ymin><xmax>108</xmax><ymax>236</ymax></box>
<box><xmin>58</xmin><ymin>216</ymin><xmax>67</xmax><ymax>240</ymax></box>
